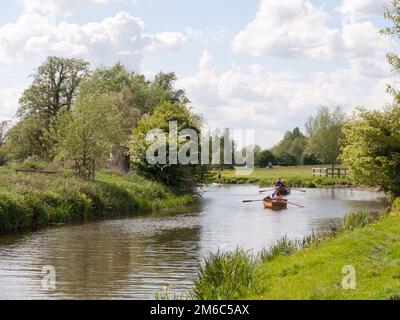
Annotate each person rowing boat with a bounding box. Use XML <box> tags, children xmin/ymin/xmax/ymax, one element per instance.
<box><xmin>263</xmin><ymin>191</ymin><xmax>287</xmax><ymax>210</ymax></box>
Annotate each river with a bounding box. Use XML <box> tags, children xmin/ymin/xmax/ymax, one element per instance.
<box><xmin>0</xmin><ymin>185</ymin><xmax>387</xmax><ymax>299</ymax></box>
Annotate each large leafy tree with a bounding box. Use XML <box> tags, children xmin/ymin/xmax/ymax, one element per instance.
<box><xmin>5</xmin><ymin>57</ymin><xmax>90</xmax><ymax>161</ymax></box>
<box><xmin>2</xmin><ymin>117</ymin><xmax>49</xmax><ymax>161</ymax></box>
<box><xmin>88</xmin><ymin>65</ymin><xmax>190</xmax><ymax>134</ymax></box>
<box><xmin>305</xmin><ymin>106</ymin><xmax>346</xmax><ymax>167</ymax></box>
<box><xmin>341</xmin><ymin>107</ymin><xmax>400</xmax><ymax>195</ymax></box>
<box><xmin>340</xmin><ymin>0</ymin><xmax>400</xmax><ymax>195</ymax></box>
<box><xmin>255</xmin><ymin>150</ymin><xmax>276</xmax><ymax>168</ymax></box>
<box><xmin>18</xmin><ymin>57</ymin><xmax>89</xmax><ymax>120</ymax></box>
<box><xmin>382</xmin><ymin>0</ymin><xmax>400</xmax><ymax>102</ymax></box>
<box><xmin>130</xmin><ymin>102</ymin><xmax>203</xmax><ymax>193</ymax></box>
<box><xmin>271</xmin><ymin>127</ymin><xmax>307</xmax><ymax>165</ymax></box>
<box><xmin>54</xmin><ymin>81</ymin><xmax>124</xmax><ymax>180</ymax></box>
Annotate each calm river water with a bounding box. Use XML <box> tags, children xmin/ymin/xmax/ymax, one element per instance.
<box><xmin>0</xmin><ymin>185</ymin><xmax>386</xmax><ymax>299</ymax></box>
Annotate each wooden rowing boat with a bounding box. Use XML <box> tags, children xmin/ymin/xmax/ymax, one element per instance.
<box><xmin>263</xmin><ymin>199</ymin><xmax>288</xmax><ymax>211</ymax></box>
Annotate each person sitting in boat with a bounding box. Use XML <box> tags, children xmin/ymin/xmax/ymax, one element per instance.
<box><xmin>272</xmin><ymin>190</ymin><xmax>282</xmax><ymax>200</ymax></box>
<box><xmin>274</xmin><ymin>178</ymin><xmax>284</xmax><ymax>187</ymax></box>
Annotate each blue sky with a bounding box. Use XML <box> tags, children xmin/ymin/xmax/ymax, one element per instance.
<box><xmin>0</xmin><ymin>0</ymin><xmax>397</xmax><ymax>147</ymax></box>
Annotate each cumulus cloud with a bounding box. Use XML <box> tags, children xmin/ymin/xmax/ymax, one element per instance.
<box><xmin>232</xmin><ymin>0</ymin><xmax>396</xmax><ymax>62</ymax></box>
<box><xmin>179</xmin><ymin>51</ymin><xmax>394</xmax><ymax>147</ymax></box>
<box><xmin>337</xmin><ymin>0</ymin><xmax>388</xmax><ymax>17</ymax></box>
<box><xmin>145</xmin><ymin>32</ymin><xmax>188</xmax><ymax>54</ymax></box>
<box><xmin>0</xmin><ymin>11</ymin><xmax>186</xmax><ymax>67</ymax></box>
<box><xmin>0</xmin><ymin>88</ymin><xmax>21</xmax><ymax>121</ymax></box>
<box><xmin>21</xmin><ymin>0</ymin><xmax>119</xmax><ymax>15</ymax></box>
<box><xmin>232</xmin><ymin>0</ymin><xmax>330</xmax><ymax>57</ymax></box>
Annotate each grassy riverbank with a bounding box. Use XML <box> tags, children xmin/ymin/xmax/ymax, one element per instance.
<box><xmin>0</xmin><ymin>167</ymin><xmax>197</xmax><ymax>234</ymax></box>
<box><xmin>214</xmin><ymin>166</ymin><xmax>353</xmax><ymax>188</ymax></box>
<box><xmin>193</xmin><ymin>200</ymin><xmax>400</xmax><ymax>300</ymax></box>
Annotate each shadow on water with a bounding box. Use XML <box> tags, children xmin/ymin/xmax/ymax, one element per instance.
<box><xmin>0</xmin><ymin>185</ymin><xmax>388</xmax><ymax>299</ymax></box>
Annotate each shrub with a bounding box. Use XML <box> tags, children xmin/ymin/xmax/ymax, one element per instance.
<box><xmin>342</xmin><ymin>211</ymin><xmax>372</xmax><ymax>231</ymax></box>
<box><xmin>392</xmin><ymin>198</ymin><xmax>400</xmax><ymax>213</ymax></box>
<box><xmin>192</xmin><ymin>248</ymin><xmax>256</xmax><ymax>300</ymax></box>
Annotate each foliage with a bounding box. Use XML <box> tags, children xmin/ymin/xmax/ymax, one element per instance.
<box><xmin>88</xmin><ymin>65</ymin><xmax>190</xmax><ymax>134</ymax></box>
<box><xmin>271</xmin><ymin>127</ymin><xmax>308</xmax><ymax>165</ymax></box>
<box><xmin>4</xmin><ymin>57</ymin><xmax>89</xmax><ymax>162</ymax></box>
<box><xmin>54</xmin><ymin>81</ymin><xmax>125</xmax><ymax>180</ymax></box>
<box><xmin>192</xmin><ymin>248</ymin><xmax>256</xmax><ymax>300</ymax></box>
<box><xmin>2</xmin><ymin>116</ymin><xmax>50</xmax><ymax>161</ymax></box>
<box><xmin>0</xmin><ymin>168</ymin><xmax>197</xmax><ymax>234</ymax></box>
<box><xmin>255</xmin><ymin>150</ymin><xmax>276</xmax><ymax>168</ymax></box>
<box><xmin>341</xmin><ymin>211</ymin><xmax>373</xmax><ymax>231</ymax></box>
<box><xmin>216</xmin><ymin>166</ymin><xmax>353</xmax><ymax>188</ymax></box>
<box><xmin>193</xmin><ymin>209</ymin><xmax>396</xmax><ymax>300</ymax></box>
<box><xmin>305</xmin><ymin>106</ymin><xmax>346</xmax><ymax>167</ymax></box>
<box><xmin>382</xmin><ymin>0</ymin><xmax>400</xmax><ymax>101</ymax></box>
<box><xmin>130</xmin><ymin>102</ymin><xmax>203</xmax><ymax>193</ymax></box>
<box><xmin>18</xmin><ymin>56</ymin><xmax>89</xmax><ymax>120</ymax></box>
<box><xmin>341</xmin><ymin>106</ymin><xmax>400</xmax><ymax>195</ymax></box>
<box><xmin>0</xmin><ymin>121</ymin><xmax>10</xmax><ymax>165</ymax></box>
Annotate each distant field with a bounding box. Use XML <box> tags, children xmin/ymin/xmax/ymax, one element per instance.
<box><xmin>222</xmin><ymin>166</ymin><xmax>322</xmax><ymax>180</ymax></box>
<box><xmin>212</xmin><ymin>165</ymin><xmax>352</xmax><ymax>188</ymax></box>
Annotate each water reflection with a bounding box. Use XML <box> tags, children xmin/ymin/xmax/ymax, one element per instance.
<box><xmin>0</xmin><ymin>186</ymin><xmax>387</xmax><ymax>299</ymax></box>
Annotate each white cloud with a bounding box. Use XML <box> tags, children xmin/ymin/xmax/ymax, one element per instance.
<box><xmin>232</xmin><ymin>0</ymin><xmax>396</xmax><ymax>62</ymax></box>
<box><xmin>21</xmin><ymin>0</ymin><xmax>119</xmax><ymax>16</ymax></box>
<box><xmin>232</xmin><ymin>0</ymin><xmax>331</xmax><ymax>58</ymax></box>
<box><xmin>0</xmin><ymin>88</ymin><xmax>20</xmax><ymax>121</ymax></box>
<box><xmin>0</xmin><ymin>12</ymin><xmax>186</xmax><ymax>67</ymax></box>
<box><xmin>337</xmin><ymin>0</ymin><xmax>388</xmax><ymax>17</ymax></box>
<box><xmin>145</xmin><ymin>32</ymin><xmax>188</xmax><ymax>54</ymax></box>
<box><xmin>179</xmin><ymin>51</ymin><xmax>394</xmax><ymax>148</ymax></box>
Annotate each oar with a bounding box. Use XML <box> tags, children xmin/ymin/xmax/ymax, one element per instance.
<box><xmin>292</xmin><ymin>189</ymin><xmax>307</xmax><ymax>193</ymax></box>
<box><xmin>282</xmin><ymin>200</ymin><xmax>305</xmax><ymax>208</ymax></box>
<box><xmin>243</xmin><ymin>199</ymin><xmax>264</xmax><ymax>203</ymax></box>
<box><xmin>259</xmin><ymin>189</ymin><xmax>274</xmax><ymax>193</ymax></box>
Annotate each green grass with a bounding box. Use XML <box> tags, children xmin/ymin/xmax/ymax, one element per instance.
<box><xmin>192</xmin><ymin>207</ymin><xmax>400</xmax><ymax>300</ymax></box>
<box><xmin>250</xmin><ymin>213</ymin><xmax>400</xmax><ymax>300</ymax></box>
<box><xmin>193</xmin><ymin>248</ymin><xmax>257</xmax><ymax>300</ymax></box>
<box><xmin>0</xmin><ymin>167</ymin><xmax>198</xmax><ymax>234</ymax></box>
<box><xmin>213</xmin><ymin>166</ymin><xmax>353</xmax><ymax>188</ymax></box>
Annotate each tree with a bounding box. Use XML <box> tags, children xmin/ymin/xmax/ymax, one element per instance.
<box><xmin>8</xmin><ymin>57</ymin><xmax>90</xmax><ymax>161</ymax></box>
<box><xmin>341</xmin><ymin>107</ymin><xmax>400</xmax><ymax>195</ymax></box>
<box><xmin>2</xmin><ymin>117</ymin><xmax>49</xmax><ymax>161</ymax></box>
<box><xmin>276</xmin><ymin>152</ymin><xmax>297</xmax><ymax>166</ymax></box>
<box><xmin>305</xmin><ymin>106</ymin><xmax>346</xmax><ymax>167</ymax></box>
<box><xmin>0</xmin><ymin>121</ymin><xmax>10</xmax><ymax>165</ymax></box>
<box><xmin>130</xmin><ymin>102</ymin><xmax>203</xmax><ymax>193</ymax></box>
<box><xmin>271</xmin><ymin>127</ymin><xmax>307</xmax><ymax>165</ymax></box>
<box><xmin>18</xmin><ymin>57</ymin><xmax>89</xmax><ymax>120</ymax></box>
<box><xmin>255</xmin><ymin>150</ymin><xmax>276</xmax><ymax>168</ymax></box>
<box><xmin>54</xmin><ymin>81</ymin><xmax>124</xmax><ymax>180</ymax></box>
<box><xmin>382</xmin><ymin>0</ymin><xmax>400</xmax><ymax>102</ymax></box>
<box><xmin>87</xmin><ymin>66</ymin><xmax>190</xmax><ymax>135</ymax></box>
<box><xmin>0</xmin><ymin>121</ymin><xmax>8</xmax><ymax>145</ymax></box>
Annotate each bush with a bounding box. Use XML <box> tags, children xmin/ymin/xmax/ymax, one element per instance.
<box><xmin>0</xmin><ymin>168</ymin><xmax>198</xmax><ymax>233</ymax></box>
<box><xmin>192</xmin><ymin>249</ymin><xmax>256</xmax><ymax>300</ymax></box>
<box><xmin>342</xmin><ymin>211</ymin><xmax>373</xmax><ymax>231</ymax></box>
<box><xmin>11</xmin><ymin>156</ymin><xmax>48</xmax><ymax>171</ymax></box>
<box><xmin>392</xmin><ymin>198</ymin><xmax>400</xmax><ymax>213</ymax></box>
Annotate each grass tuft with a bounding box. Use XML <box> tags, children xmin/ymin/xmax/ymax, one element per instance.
<box><xmin>192</xmin><ymin>248</ymin><xmax>256</xmax><ymax>300</ymax></box>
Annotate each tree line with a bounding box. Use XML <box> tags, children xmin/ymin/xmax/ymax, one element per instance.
<box><xmin>0</xmin><ymin>58</ymin><xmax>201</xmax><ymax>192</ymax></box>
<box><xmin>1</xmin><ymin>1</ymin><xmax>400</xmax><ymax>197</ymax></box>
<box><xmin>252</xmin><ymin>106</ymin><xmax>345</xmax><ymax>168</ymax></box>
